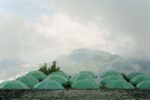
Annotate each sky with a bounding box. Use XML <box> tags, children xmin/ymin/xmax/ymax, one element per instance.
<box><xmin>0</xmin><ymin>0</ymin><xmax>150</xmax><ymax>64</ymax></box>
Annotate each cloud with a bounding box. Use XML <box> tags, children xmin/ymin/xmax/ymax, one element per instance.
<box><xmin>0</xmin><ymin>12</ymin><xmax>52</xmax><ymax>62</ymax></box>
<box><xmin>30</xmin><ymin>13</ymin><xmax>135</xmax><ymax>61</ymax></box>
<box><xmin>0</xmin><ymin>0</ymin><xmax>54</xmax><ymax>20</ymax></box>
<box><xmin>0</xmin><ymin>0</ymin><xmax>150</xmax><ymax>63</ymax></box>
<box><xmin>51</xmin><ymin>0</ymin><xmax>149</xmax><ymax>32</ymax></box>
<box><xmin>0</xmin><ymin>9</ymin><xmax>134</xmax><ymax>63</ymax></box>
<box><xmin>0</xmin><ymin>12</ymin><xmax>24</xmax><ymax>58</ymax></box>
<box><xmin>0</xmin><ymin>1</ymin><xmax>150</xmax><ymax>81</ymax></box>
<box><xmin>49</xmin><ymin>0</ymin><xmax>150</xmax><ymax>59</ymax></box>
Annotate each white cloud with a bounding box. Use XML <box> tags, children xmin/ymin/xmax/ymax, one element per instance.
<box><xmin>0</xmin><ymin>0</ymin><xmax>149</xmax><ymax>63</ymax></box>
<box><xmin>49</xmin><ymin>0</ymin><xmax>150</xmax><ymax>60</ymax></box>
<box><xmin>0</xmin><ymin>0</ymin><xmax>150</xmax><ymax>80</ymax></box>
<box><xmin>29</xmin><ymin>13</ymin><xmax>134</xmax><ymax>61</ymax></box>
<box><xmin>0</xmin><ymin>11</ymin><xmax>134</xmax><ymax>63</ymax></box>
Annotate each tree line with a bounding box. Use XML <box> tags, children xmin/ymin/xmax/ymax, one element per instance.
<box><xmin>38</xmin><ymin>61</ymin><xmax>60</xmax><ymax>75</ymax></box>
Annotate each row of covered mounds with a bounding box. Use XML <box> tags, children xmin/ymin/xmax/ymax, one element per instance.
<box><xmin>0</xmin><ymin>71</ymin><xmax>64</xmax><ymax>89</ymax></box>
<box><xmin>0</xmin><ymin>70</ymin><xmax>150</xmax><ymax>89</ymax></box>
<box><xmin>69</xmin><ymin>71</ymin><xmax>99</xmax><ymax>89</ymax></box>
<box><xmin>100</xmin><ymin>71</ymin><xmax>150</xmax><ymax>89</ymax></box>
<box><xmin>128</xmin><ymin>72</ymin><xmax>150</xmax><ymax>89</ymax></box>
<box><xmin>100</xmin><ymin>71</ymin><xmax>135</xmax><ymax>89</ymax></box>
<box><xmin>0</xmin><ymin>70</ymin><xmax>99</xmax><ymax>89</ymax></box>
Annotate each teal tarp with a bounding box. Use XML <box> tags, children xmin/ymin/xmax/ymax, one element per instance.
<box><xmin>130</xmin><ymin>75</ymin><xmax>150</xmax><ymax>85</ymax></box>
<box><xmin>0</xmin><ymin>80</ymin><xmax>29</xmax><ymax>89</ymax></box>
<box><xmin>69</xmin><ymin>72</ymin><xmax>93</xmax><ymax>83</ymax></box>
<box><xmin>105</xmin><ymin>80</ymin><xmax>135</xmax><ymax>89</ymax></box>
<box><xmin>45</xmin><ymin>74</ymin><xmax>68</xmax><ymax>85</ymax></box>
<box><xmin>16</xmin><ymin>75</ymin><xmax>39</xmax><ymax>88</ymax></box>
<box><xmin>137</xmin><ymin>80</ymin><xmax>150</xmax><ymax>89</ymax></box>
<box><xmin>128</xmin><ymin>72</ymin><xmax>144</xmax><ymax>80</ymax></box>
<box><xmin>101</xmin><ymin>75</ymin><xmax>124</xmax><ymax>84</ymax></box>
<box><xmin>34</xmin><ymin>80</ymin><xmax>64</xmax><ymax>89</ymax></box>
<box><xmin>71</xmin><ymin>79</ymin><xmax>99</xmax><ymax>89</ymax></box>
<box><xmin>80</xmin><ymin>71</ymin><xmax>97</xmax><ymax>78</ymax></box>
<box><xmin>49</xmin><ymin>71</ymin><xmax>70</xmax><ymax>79</ymax></box>
<box><xmin>101</xmin><ymin>71</ymin><xmax>122</xmax><ymax>78</ymax></box>
<box><xmin>27</xmin><ymin>71</ymin><xmax>47</xmax><ymax>81</ymax></box>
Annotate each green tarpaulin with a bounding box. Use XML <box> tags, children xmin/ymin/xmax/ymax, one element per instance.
<box><xmin>101</xmin><ymin>75</ymin><xmax>124</xmax><ymax>84</ymax></box>
<box><xmin>16</xmin><ymin>75</ymin><xmax>39</xmax><ymax>88</ymax></box>
<box><xmin>130</xmin><ymin>75</ymin><xmax>150</xmax><ymax>85</ymax></box>
<box><xmin>127</xmin><ymin>72</ymin><xmax>144</xmax><ymax>80</ymax></box>
<box><xmin>104</xmin><ymin>74</ymin><xmax>123</xmax><ymax>79</ymax></box>
<box><xmin>71</xmin><ymin>79</ymin><xmax>99</xmax><ymax>89</ymax></box>
<box><xmin>44</xmin><ymin>74</ymin><xmax>68</xmax><ymax>85</ymax></box>
<box><xmin>27</xmin><ymin>71</ymin><xmax>47</xmax><ymax>81</ymax></box>
<box><xmin>0</xmin><ymin>80</ymin><xmax>29</xmax><ymax>89</ymax></box>
<box><xmin>49</xmin><ymin>71</ymin><xmax>70</xmax><ymax>79</ymax></box>
<box><xmin>137</xmin><ymin>80</ymin><xmax>150</xmax><ymax>89</ymax></box>
<box><xmin>101</xmin><ymin>71</ymin><xmax>122</xmax><ymax>78</ymax></box>
<box><xmin>105</xmin><ymin>80</ymin><xmax>135</xmax><ymax>89</ymax></box>
<box><xmin>69</xmin><ymin>72</ymin><xmax>93</xmax><ymax>83</ymax></box>
<box><xmin>80</xmin><ymin>71</ymin><xmax>97</xmax><ymax>78</ymax></box>
<box><xmin>34</xmin><ymin>80</ymin><xmax>64</xmax><ymax>89</ymax></box>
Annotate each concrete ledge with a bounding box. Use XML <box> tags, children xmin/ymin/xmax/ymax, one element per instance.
<box><xmin>0</xmin><ymin>89</ymin><xmax>150</xmax><ymax>100</ymax></box>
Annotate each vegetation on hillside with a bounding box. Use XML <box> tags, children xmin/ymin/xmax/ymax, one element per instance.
<box><xmin>39</xmin><ymin>61</ymin><xmax>60</xmax><ymax>75</ymax></box>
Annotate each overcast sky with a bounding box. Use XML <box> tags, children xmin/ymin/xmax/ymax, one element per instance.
<box><xmin>0</xmin><ymin>0</ymin><xmax>150</xmax><ymax>63</ymax></box>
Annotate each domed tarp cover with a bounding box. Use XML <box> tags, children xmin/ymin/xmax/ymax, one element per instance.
<box><xmin>104</xmin><ymin>74</ymin><xmax>123</xmax><ymax>79</ymax></box>
<box><xmin>69</xmin><ymin>72</ymin><xmax>93</xmax><ymax>83</ymax></box>
<box><xmin>0</xmin><ymin>81</ymin><xmax>10</xmax><ymax>88</ymax></box>
<box><xmin>71</xmin><ymin>79</ymin><xmax>99</xmax><ymax>89</ymax></box>
<box><xmin>34</xmin><ymin>80</ymin><xmax>64</xmax><ymax>89</ymax></box>
<box><xmin>130</xmin><ymin>75</ymin><xmax>150</xmax><ymax>85</ymax></box>
<box><xmin>16</xmin><ymin>75</ymin><xmax>39</xmax><ymax>88</ymax></box>
<box><xmin>127</xmin><ymin>72</ymin><xmax>144</xmax><ymax>80</ymax></box>
<box><xmin>80</xmin><ymin>71</ymin><xmax>97</xmax><ymax>78</ymax></box>
<box><xmin>137</xmin><ymin>80</ymin><xmax>150</xmax><ymax>89</ymax></box>
<box><xmin>100</xmin><ymin>71</ymin><xmax>122</xmax><ymax>78</ymax></box>
<box><xmin>0</xmin><ymin>80</ymin><xmax>29</xmax><ymax>89</ymax></box>
<box><xmin>101</xmin><ymin>75</ymin><xmax>124</xmax><ymax>84</ymax></box>
<box><xmin>49</xmin><ymin>71</ymin><xmax>70</xmax><ymax>79</ymax></box>
<box><xmin>105</xmin><ymin>80</ymin><xmax>135</xmax><ymax>89</ymax></box>
<box><xmin>27</xmin><ymin>71</ymin><xmax>47</xmax><ymax>81</ymax></box>
<box><xmin>44</xmin><ymin>75</ymin><xmax>68</xmax><ymax>85</ymax></box>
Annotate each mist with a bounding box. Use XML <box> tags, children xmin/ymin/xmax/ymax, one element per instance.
<box><xmin>0</xmin><ymin>0</ymin><xmax>150</xmax><ymax>77</ymax></box>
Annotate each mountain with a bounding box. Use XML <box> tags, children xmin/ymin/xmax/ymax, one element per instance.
<box><xmin>55</xmin><ymin>48</ymin><xmax>146</xmax><ymax>74</ymax></box>
<box><xmin>2</xmin><ymin>48</ymin><xmax>148</xmax><ymax>82</ymax></box>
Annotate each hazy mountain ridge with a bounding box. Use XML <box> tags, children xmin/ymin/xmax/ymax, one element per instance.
<box><xmin>1</xmin><ymin>48</ymin><xmax>150</xmax><ymax>83</ymax></box>
<box><xmin>56</xmin><ymin>48</ymin><xmax>148</xmax><ymax>74</ymax></box>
